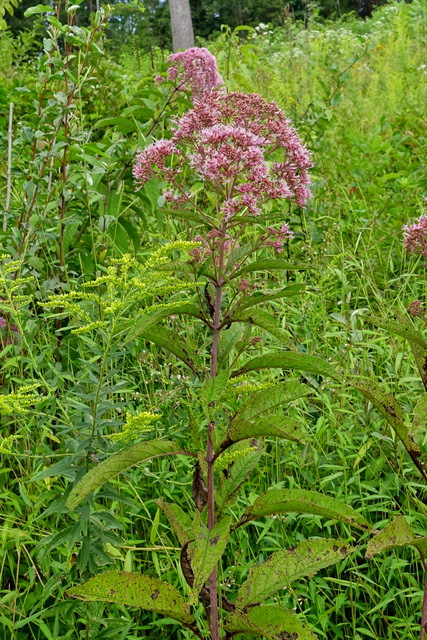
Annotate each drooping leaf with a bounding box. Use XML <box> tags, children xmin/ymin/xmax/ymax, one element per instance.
<box><xmin>192</xmin><ymin>461</ymin><xmax>208</xmax><ymax>512</ymax></box>
<box><xmin>201</xmin><ymin>370</ymin><xmax>230</xmax><ymax>407</ymax></box>
<box><xmin>412</xmin><ymin>393</ymin><xmax>427</xmax><ymax>436</ymax></box>
<box><xmin>67</xmin><ymin>440</ymin><xmax>186</xmax><ymax>509</ymax></box>
<box><xmin>349</xmin><ymin>377</ymin><xmax>427</xmax><ymax>480</ymax></box>
<box><xmin>67</xmin><ymin>571</ymin><xmax>194</xmax><ymax>626</ymax></box>
<box><xmin>216</xmin><ymin>444</ymin><xmax>264</xmax><ymax>515</ymax></box>
<box><xmin>139</xmin><ymin>326</ymin><xmax>202</xmax><ymax>375</ymax></box>
<box><xmin>225</xmin><ymin>606</ymin><xmax>317</xmax><ymax>640</ymax></box>
<box><xmin>190</xmin><ymin>513</ymin><xmax>231</xmax><ymax>602</ymax></box>
<box><xmin>157</xmin><ymin>498</ymin><xmax>192</xmax><ymax>546</ymax></box>
<box><xmin>230</xmin><ymin>308</ymin><xmax>297</xmax><ymax>350</ymax></box>
<box><xmin>238</xmin><ymin>489</ymin><xmax>370</xmax><ymax>531</ymax></box>
<box><xmin>226</xmin><ymin>381</ymin><xmax>311</xmax><ymax>446</ymax></box>
<box><xmin>233</xmin><ymin>352</ymin><xmax>341</xmax><ymax>381</ymax></box>
<box><xmin>236</xmin><ymin>538</ymin><xmax>353</xmax><ymax>608</ymax></box>
<box><xmin>227</xmin><ymin>415</ymin><xmax>307</xmax><ymax>447</ymax></box>
<box><xmin>371</xmin><ymin>312</ymin><xmax>427</xmax><ymax>390</ymax></box>
<box><xmin>232</xmin><ymin>258</ymin><xmax>308</xmax><ymax>280</ymax></box>
<box><xmin>237</xmin><ymin>284</ymin><xmax>307</xmax><ymax>311</ymax></box>
<box><xmin>126</xmin><ymin>302</ymin><xmax>204</xmax><ymax>343</ymax></box>
<box><xmin>366</xmin><ymin>515</ymin><xmax>427</xmax><ymax>562</ymax></box>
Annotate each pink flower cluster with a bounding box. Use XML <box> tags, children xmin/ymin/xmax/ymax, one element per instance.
<box><xmin>265</xmin><ymin>224</ymin><xmax>294</xmax><ymax>253</ymax></box>
<box><xmin>166</xmin><ymin>47</ymin><xmax>223</xmax><ymax>102</ymax></box>
<box><xmin>403</xmin><ymin>215</ymin><xmax>427</xmax><ymax>258</ymax></box>
<box><xmin>408</xmin><ymin>300</ymin><xmax>425</xmax><ymax>317</ymax></box>
<box><xmin>133</xmin><ymin>91</ymin><xmax>312</xmax><ymax>231</ymax></box>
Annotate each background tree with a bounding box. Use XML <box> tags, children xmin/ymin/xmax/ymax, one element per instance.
<box><xmin>169</xmin><ymin>0</ymin><xmax>194</xmax><ymax>51</ymax></box>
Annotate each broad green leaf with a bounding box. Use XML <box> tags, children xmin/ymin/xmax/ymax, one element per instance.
<box><xmin>237</xmin><ymin>284</ymin><xmax>307</xmax><ymax>311</ymax></box>
<box><xmin>349</xmin><ymin>377</ymin><xmax>426</xmax><ymax>480</ymax></box>
<box><xmin>227</xmin><ymin>415</ymin><xmax>307</xmax><ymax>446</ymax></box>
<box><xmin>94</xmin><ymin>117</ymin><xmax>138</xmax><ymax>133</ymax></box>
<box><xmin>157</xmin><ymin>498</ymin><xmax>192</xmax><ymax>546</ymax></box>
<box><xmin>67</xmin><ymin>571</ymin><xmax>194</xmax><ymax>626</ymax></box>
<box><xmin>367</xmin><ymin>314</ymin><xmax>427</xmax><ymax>348</ymax></box>
<box><xmin>201</xmin><ymin>370</ymin><xmax>229</xmax><ymax>408</ymax></box>
<box><xmin>67</xmin><ymin>440</ymin><xmax>185</xmax><ymax>509</ymax></box>
<box><xmin>232</xmin><ymin>258</ymin><xmax>307</xmax><ymax>279</ymax></box>
<box><xmin>126</xmin><ymin>302</ymin><xmax>204</xmax><ymax>343</ymax></box>
<box><xmin>217</xmin><ymin>323</ymin><xmax>244</xmax><ymax>369</ymax></box>
<box><xmin>225</xmin><ymin>381</ymin><xmax>310</xmax><ymax>446</ymax></box>
<box><xmin>239</xmin><ymin>489</ymin><xmax>370</xmax><ymax>531</ymax></box>
<box><xmin>366</xmin><ymin>515</ymin><xmax>427</xmax><ymax>561</ymax></box>
<box><xmin>190</xmin><ymin>513</ymin><xmax>231</xmax><ymax>602</ymax></box>
<box><xmin>216</xmin><ymin>444</ymin><xmax>264</xmax><ymax>515</ymax></box>
<box><xmin>24</xmin><ymin>5</ymin><xmax>52</xmax><ymax>16</ymax></box>
<box><xmin>225</xmin><ymin>606</ymin><xmax>317</xmax><ymax>640</ymax></box>
<box><xmin>237</xmin><ymin>538</ymin><xmax>353</xmax><ymax>608</ymax></box>
<box><xmin>412</xmin><ymin>393</ymin><xmax>427</xmax><ymax>436</ymax></box>
<box><xmin>233</xmin><ymin>351</ymin><xmax>341</xmax><ymax>381</ymax></box>
<box><xmin>231</xmin><ymin>308</ymin><xmax>297</xmax><ymax>350</ymax></box>
<box><xmin>139</xmin><ymin>326</ymin><xmax>202</xmax><ymax>375</ymax></box>
<box><xmin>151</xmin><ymin>261</ymin><xmax>194</xmax><ymax>275</ymax></box>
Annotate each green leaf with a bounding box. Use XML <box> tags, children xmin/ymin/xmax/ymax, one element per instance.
<box><xmin>237</xmin><ymin>284</ymin><xmax>307</xmax><ymax>311</ymax></box>
<box><xmin>232</xmin><ymin>258</ymin><xmax>308</xmax><ymax>279</ymax></box>
<box><xmin>67</xmin><ymin>571</ymin><xmax>194</xmax><ymax>626</ymax></box>
<box><xmin>225</xmin><ymin>606</ymin><xmax>317</xmax><ymax>640</ymax></box>
<box><xmin>228</xmin><ymin>415</ymin><xmax>307</xmax><ymax>446</ymax></box>
<box><xmin>349</xmin><ymin>377</ymin><xmax>426</xmax><ymax>479</ymax></box>
<box><xmin>216</xmin><ymin>444</ymin><xmax>264</xmax><ymax>515</ymax></box>
<box><xmin>237</xmin><ymin>538</ymin><xmax>353</xmax><ymax>608</ymax></box>
<box><xmin>226</xmin><ymin>380</ymin><xmax>311</xmax><ymax>442</ymax></box>
<box><xmin>230</xmin><ymin>308</ymin><xmax>297</xmax><ymax>350</ymax></box>
<box><xmin>233</xmin><ymin>352</ymin><xmax>341</xmax><ymax>381</ymax></box>
<box><xmin>412</xmin><ymin>393</ymin><xmax>427</xmax><ymax>436</ymax></box>
<box><xmin>139</xmin><ymin>326</ymin><xmax>202</xmax><ymax>375</ymax></box>
<box><xmin>239</xmin><ymin>489</ymin><xmax>370</xmax><ymax>530</ymax></box>
<box><xmin>201</xmin><ymin>370</ymin><xmax>230</xmax><ymax>407</ymax></box>
<box><xmin>67</xmin><ymin>440</ymin><xmax>186</xmax><ymax>509</ymax></box>
<box><xmin>217</xmin><ymin>323</ymin><xmax>244</xmax><ymax>369</ymax></box>
<box><xmin>94</xmin><ymin>117</ymin><xmax>138</xmax><ymax>133</ymax></box>
<box><xmin>24</xmin><ymin>4</ymin><xmax>52</xmax><ymax>16</ymax></box>
<box><xmin>190</xmin><ymin>513</ymin><xmax>231</xmax><ymax>602</ymax></box>
<box><xmin>366</xmin><ymin>515</ymin><xmax>427</xmax><ymax>562</ymax></box>
<box><xmin>157</xmin><ymin>498</ymin><xmax>192</xmax><ymax>546</ymax></box>
<box><xmin>126</xmin><ymin>302</ymin><xmax>204</xmax><ymax>343</ymax></box>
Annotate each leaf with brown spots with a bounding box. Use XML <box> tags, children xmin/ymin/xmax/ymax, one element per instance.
<box><xmin>366</xmin><ymin>515</ymin><xmax>427</xmax><ymax>561</ymax></box>
<box><xmin>157</xmin><ymin>498</ymin><xmax>193</xmax><ymax>546</ymax></box>
<box><xmin>237</xmin><ymin>488</ymin><xmax>370</xmax><ymax>531</ymax></box>
<box><xmin>225</xmin><ymin>605</ymin><xmax>317</xmax><ymax>639</ymax></box>
<box><xmin>216</xmin><ymin>442</ymin><xmax>264</xmax><ymax>516</ymax></box>
<box><xmin>66</xmin><ymin>571</ymin><xmax>194</xmax><ymax>626</ymax></box>
<box><xmin>236</xmin><ymin>538</ymin><xmax>354</xmax><ymax>608</ymax></box>
<box><xmin>192</xmin><ymin>461</ymin><xmax>208</xmax><ymax>512</ymax></box>
<box><xmin>189</xmin><ymin>512</ymin><xmax>231</xmax><ymax>604</ymax></box>
<box><xmin>67</xmin><ymin>440</ymin><xmax>188</xmax><ymax>510</ymax></box>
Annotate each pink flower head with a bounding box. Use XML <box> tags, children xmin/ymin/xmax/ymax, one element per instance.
<box><xmin>266</xmin><ymin>223</ymin><xmax>294</xmax><ymax>253</ymax></box>
<box><xmin>408</xmin><ymin>300</ymin><xmax>425</xmax><ymax>317</ymax></box>
<box><xmin>403</xmin><ymin>215</ymin><xmax>427</xmax><ymax>258</ymax></box>
<box><xmin>166</xmin><ymin>47</ymin><xmax>223</xmax><ymax>102</ymax></box>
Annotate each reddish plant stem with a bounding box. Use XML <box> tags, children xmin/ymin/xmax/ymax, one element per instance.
<box><xmin>207</xmin><ymin>225</ymin><xmax>226</xmax><ymax>640</ymax></box>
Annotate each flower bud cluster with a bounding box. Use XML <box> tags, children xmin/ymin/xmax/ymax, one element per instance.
<box><xmin>403</xmin><ymin>215</ymin><xmax>427</xmax><ymax>258</ymax></box>
<box><xmin>164</xmin><ymin>47</ymin><xmax>224</xmax><ymax>102</ymax></box>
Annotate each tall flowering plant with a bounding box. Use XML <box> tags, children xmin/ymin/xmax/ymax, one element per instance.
<box><xmin>65</xmin><ymin>49</ymin><xmax>370</xmax><ymax>640</ymax></box>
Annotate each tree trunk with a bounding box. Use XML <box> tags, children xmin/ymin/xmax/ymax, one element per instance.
<box><xmin>169</xmin><ymin>0</ymin><xmax>194</xmax><ymax>52</ymax></box>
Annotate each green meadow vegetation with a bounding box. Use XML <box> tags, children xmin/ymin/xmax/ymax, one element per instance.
<box><xmin>1</xmin><ymin>1</ymin><xmax>427</xmax><ymax>639</ymax></box>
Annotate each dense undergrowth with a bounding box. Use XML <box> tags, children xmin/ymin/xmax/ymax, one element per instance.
<box><xmin>1</xmin><ymin>1</ymin><xmax>427</xmax><ymax>639</ymax></box>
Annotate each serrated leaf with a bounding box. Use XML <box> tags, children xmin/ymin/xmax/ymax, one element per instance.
<box><xmin>228</xmin><ymin>415</ymin><xmax>307</xmax><ymax>446</ymax></box>
<box><xmin>239</xmin><ymin>489</ymin><xmax>370</xmax><ymax>531</ymax></box>
<box><xmin>366</xmin><ymin>515</ymin><xmax>427</xmax><ymax>561</ymax></box>
<box><xmin>139</xmin><ymin>326</ymin><xmax>202</xmax><ymax>375</ymax></box>
<box><xmin>225</xmin><ymin>606</ymin><xmax>317</xmax><ymax>640</ymax></box>
<box><xmin>233</xmin><ymin>352</ymin><xmax>341</xmax><ymax>381</ymax></box>
<box><xmin>126</xmin><ymin>302</ymin><xmax>204</xmax><ymax>343</ymax></box>
<box><xmin>412</xmin><ymin>393</ymin><xmax>427</xmax><ymax>436</ymax></box>
<box><xmin>237</xmin><ymin>284</ymin><xmax>307</xmax><ymax>311</ymax></box>
<box><xmin>218</xmin><ymin>323</ymin><xmax>244</xmax><ymax>369</ymax></box>
<box><xmin>67</xmin><ymin>571</ymin><xmax>194</xmax><ymax>626</ymax></box>
<box><xmin>231</xmin><ymin>308</ymin><xmax>296</xmax><ymax>350</ymax></box>
<box><xmin>190</xmin><ymin>513</ymin><xmax>231</xmax><ymax>602</ymax></box>
<box><xmin>237</xmin><ymin>539</ymin><xmax>353</xmax><ymax>608</ymax></box>
<box><xmin>225</xmin><ymin>381</ymin><xmax>310</xmax><ymax>446</ymax></box>
<box><xmin>201</xmin><ymin>370</ymin><xmax>230</xmax><ymax>407</ymax></box>
<box><xmin>232</xmin><ymin>258</ymin><xmax>308</xmax><ymax>279</ymax></box>
<box><xmin>349</xmin><ymin>377</ymin><xmax>426</xmax><ymax>480</ymax></box>
<box><xmin>216</xmin><ymin>444</ymin><xmax>264</xmax><ymax>515</ymax></box>
<box><xmin>157</xmin><ymin>498</ymin><xmax>192</xmax><ymax>546</ymax></box>
<box><xmin>67</xmin><ymin>440</ymin><xmax>185</xmax><ymax>509</ymax></box>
